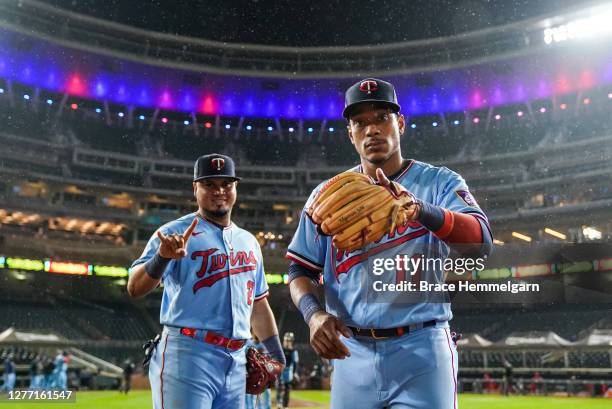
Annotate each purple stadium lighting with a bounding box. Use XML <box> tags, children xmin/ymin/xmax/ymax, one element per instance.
<box><xmin>3</xmin><ymin>23</ymin><xmax>612</xmax><ymax>119</ymax></box>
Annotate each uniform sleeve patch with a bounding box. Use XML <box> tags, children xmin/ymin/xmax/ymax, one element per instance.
<box><xmin>455</xmin><ymin>190</ymin><xmax>478</xmax><ymax>207</ymax></box>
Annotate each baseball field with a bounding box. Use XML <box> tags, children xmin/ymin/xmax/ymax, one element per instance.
<box><xmin>0</xmin><ymin>390</ymin><xmax>610</xmax><ymax>408</ymax></box>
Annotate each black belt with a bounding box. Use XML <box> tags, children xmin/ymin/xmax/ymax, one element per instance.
<box><xmin>348</xmin><ymin>320</ymin><xmax>437</xmax><ymax>339</ymax></box>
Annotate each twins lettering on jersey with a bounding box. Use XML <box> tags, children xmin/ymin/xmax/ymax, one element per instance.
<box><xmin>192</xmin><ymin>248</ymin><xmax>258</xmax><ymax>293</ymax></box>
<box><xmin>333</xmin><ymin>219</ymin><xmax>428</xmax><ymax>280</ymax></box>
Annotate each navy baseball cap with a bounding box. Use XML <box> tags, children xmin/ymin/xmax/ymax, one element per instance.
<box><xmin>193</xmin><ymin>154</ymin><xmax>241</xmax><ymax>182</ymax></box>
<box><xmin>343</xmin><ymin>78</ymin><xmax>401</xmax><ymax>119</ymax></box>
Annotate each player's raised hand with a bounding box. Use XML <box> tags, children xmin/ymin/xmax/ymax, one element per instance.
<box><xmin>156</xmin><ymin>218</ymin><xmax>198</xmax><ymax>259</ymax></box>
<box><xmin>308</xmin><ymin>311</ymin><xmax>352</xmax><ymax>360</ymax></box>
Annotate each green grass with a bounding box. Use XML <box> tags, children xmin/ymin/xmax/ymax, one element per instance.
<box><xmin>0</xmin><ymin>390</ymin><xmax>609</xmax><ymax>408</ymax></box>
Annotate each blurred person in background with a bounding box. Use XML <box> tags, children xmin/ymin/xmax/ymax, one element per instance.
<box><xmin>121</xmin><ymin>358</ymin><xmax>135</xmax><ymax>394</ymax></box>
<box><xmin>0</xmin><ymin>355</ymin><xmax>16</xmax><ymax>393</ymax></box>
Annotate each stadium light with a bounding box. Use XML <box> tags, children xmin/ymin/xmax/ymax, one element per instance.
<box><xmin>0</xmin><ymin>88</ymin><xmax>4</xmax><ymax>93</ymax></box>
<box><xmin>45</xmin><ymin>260</ymin><xmax>89</xmax><ymax>275</ymax></box>
<box><xmin>288</xmin><ymin>127</ymin><xmax>294</xmax><ymax>133</ymax></box>
<box><xmin>517</xmin><ymin>111</ymin><xmax>524</xmax><ymax>117</ymax></box>
<box><xmin>494</xmin><ymin>114</ymin><xmax>501</xmax><ymax>120</ymax></box>
<box><xmin>93</xmin><ymin>265</ymin><xmax>128</xmax><ymax>277</ymax></box>
<box><xmin>23</xmin><ymin>94</ymin><xmax>30</xmax><ymax>100</ymax></box>
<box><xmin>46</xmin><ymin>99</ymin><xmax>53</xmax><ymax>105</ymax></box>
<box><xmin>544</xmin><ymin>228</ymin><xmax>567</xmax><ymax>240</ymax></box>
<box><xmin>118</xmin><ymin>112</ymin><xmax>124</xmax><ymax>118</ymax></box>
<box><xmin>582</xmin><ymin>226</ymin><xmax>602</xmax><ymax>240</ymax></box>
<box><xmin>95</xmin><ymin>108</ymin><xmax>102</xmax><ymax>113</ymax></box>
<box><xmin>432</xmin><ymin>121</ymin><xmax>438</xmax><ymax>127</ymax></box>
<box><xmin>512</xmin><ymin>231</ymin><xmax>532</xmax><ymax>242</ymax></box>
<box><xmin>539</xmin><ymin>107</ymin><xmax>546</xmax><ymax>113</ymax></box>
<box><xmin>246</xmin><ymin>125</ymin><xmax>252</xmax><ymax>130</ymax></box>
<box><xmin>225</xmin><ymin>124</ymin><xmax>231</xmax><ymax>129</ymax></box>
<box><xmin>307</xmin><ymin>127</ymin><xmax>314</xmax><ymax>133</ymax></box>
<box><xmin>453</xmin><ymin>120</ymin><xmax>460</xmax><ymax>125</ymax></box>
<box><xmin>267</xmin><ymin>126</ymin><xmax>273</xmax><ymax>132</ymax></box>
<box><xmin>328</xmin><ymin>127</ymin><xmax>335</xmax><ymax>132</ymax></box>
<box><xmin>204</xmin><ymin>122</ymin><xmax>212</xmax><ymax>129</ymax></box>
<box><xmin>473</xmin><ymin>117</ymin><xmax>480</xmax><ymax>124</ymax></box>
<box><xmin>583</xmin><ymin>97</ymin><xmax>590</xmax><ymax>105</ymax></box>
<box><xmin>6</xmin><ymin>257</ymin><xmax>44</xmax><ymax>271</ymax></box>
<box><xmin>411</xmin><ymin>123</ymin><xmax>417</xmax><ymax>129</ymax></box>
<box><xmin>183</xmin><ymin>120</ymin><xmax>189</xmax><ymax>125</ymax></box>
<box><xmin>161</xmin><ymin>117</ymin><xmax>168</xmax><ymax>124</ymax></box>
<box><xmin>543</xmin><ymin>8</ymin><xmax>612</xmax><ymax>45</ymax></box>
<box><xmin>560</xmin><ymin>103</ymin><xmax>568</xmax><ymax>110</ymax></box>
<box><xmin>139</xmin><ymin>115</ymin><xmax>145</xmax><ymax>120</ymax></box>
<box><xmin>70</xmin><ymin>103</ymin><xmax>78</xmax><ymax>110</ymax></box>
<box><xmin>608</xmin><ymin>93</ymin><xmax>612</xmax><ymax>99</ymax></box>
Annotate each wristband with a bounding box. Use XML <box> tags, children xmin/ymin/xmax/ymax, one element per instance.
<box><xmin>261</xmin><ymin>334</ymin><xmax>286</xmax><ymax>365</ymax></box>
<box><xmin>144</xmin><ymin>252</ymin><xmax>171</xmax><ymax>280</ymax></box>
<box><xmin>298</xmin><ymin>293</ymin><xmax>324</xmax><ymax>325</ymax></box>
<box><xmin>415</xmin><ymin>199</ymin><xmax>446</xmax><ymax>232</ymax></box>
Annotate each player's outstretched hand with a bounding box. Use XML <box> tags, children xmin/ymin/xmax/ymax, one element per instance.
<box><xmin>157</xmin><ymin>218</ymin><xmax>198</xmax><ymax>259</ymax></box>
<box><xmin>308</xmin><ymin>311</ymin><xmax>353</xmax><ymax>360</ymax></box>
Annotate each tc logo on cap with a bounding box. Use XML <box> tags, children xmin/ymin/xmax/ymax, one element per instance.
<box><xmin>211</xmin><ymin>157</ymin><xmax>225</xmax><ymax>171</ymax></box>
<box><xmin>359</xmin><ymin>80</ymin><xmax>378</xmax><ymax>94</ymax></box>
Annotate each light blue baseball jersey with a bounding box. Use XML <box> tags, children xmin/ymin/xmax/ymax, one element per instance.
<box><xmin>132</xmin><ymin>212</ymin><xmax>269</xmax><ymax>340</ymax></box>
<box><xmin>287</xmin><ymin>160</ymin><xmax>488</xmax><ymax>329</ymax></box>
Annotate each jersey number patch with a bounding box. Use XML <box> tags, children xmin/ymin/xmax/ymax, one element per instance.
<box><xmin>247</xmin><ymin>280</ymin><xmax>255</xmax><ymax>305</ymax></box>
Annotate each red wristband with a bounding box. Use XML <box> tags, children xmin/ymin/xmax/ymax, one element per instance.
<box><xmin>433</xmin><ymin>209</ymin><xmax>455</xmax><ymax>239</ymax></box>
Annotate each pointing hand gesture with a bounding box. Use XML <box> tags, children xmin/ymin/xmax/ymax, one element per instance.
<box><xmin>375</xmin><ymin>167</ymin><xmax>390</xmax><ymax>186</ymax></box>
<box><xmin>156</xmin><ymin>218</ymin><xmax>198</xmax><ymax>259</ymax></box>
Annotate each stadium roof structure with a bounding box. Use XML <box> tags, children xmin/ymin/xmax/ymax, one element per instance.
<box><xmin>0</xmin><ymin>327</ymin><xmax>75</xmax><ymax>346</ymax></box>
<box><xmin>456</xmin><ymin>333</ymin><xmax>493</xmax><ymax>348</ymax></box>
<box><xmin>576</xmin><ymin>329</ymin><xmax>612</xmax><ymax>346</ymax></box>
<box><xmin>497</xmin><ymin>331</ymin><xmax>574</xmax><ymax>348</ymax></box>
<box><xmin>2</xmin><ymin>0</ymin><xmax>612</xmax><ymax>118</ymax></box>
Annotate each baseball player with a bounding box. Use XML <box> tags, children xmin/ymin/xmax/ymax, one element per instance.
<box><xmin>128</xmin><ymin>153</ymin><xmax>285</xmax><ymax>409</ymax></box>
<box><xmin>51</xmin><ymin>351</ymin><xmax>69</xmax><ymax>390</ymax></box>
<box><xmin>1</xmin><ymin>355</ymin><xmax>16</xmax><ymax>393</ymax></box>
<box><xmin>287</xmin><ymin>78</ymin><xmax>493</xmax><ymax>408</ymax></box>
<box><xmin>276</xmin><ymin>332</ymin><xmax>299</xmax><ymax>409</ymax></box>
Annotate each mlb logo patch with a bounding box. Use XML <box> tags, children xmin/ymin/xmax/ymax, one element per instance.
<box><xmin>456</xmin><ymin>190</ymin><xmax>478</xmax><ymax>207</ymax></box>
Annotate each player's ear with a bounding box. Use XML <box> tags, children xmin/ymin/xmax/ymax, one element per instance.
<box><xmin>347</xmin><ymin>122</ymin><xmax>356</xmax><ymax>145</ymax></box>
<box><xmin>397</xmin><ymin>113</ymin><xmax>405</xmax><ymax>136</ymax></box>
<box><xmin>192</xmin><ymin>182</ymin><xmax>197</xmax><ymax>198</ymax></box>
